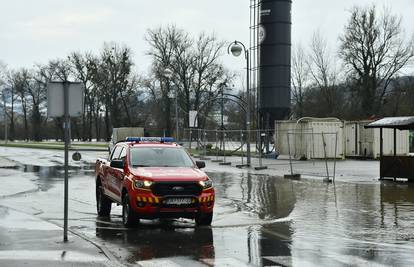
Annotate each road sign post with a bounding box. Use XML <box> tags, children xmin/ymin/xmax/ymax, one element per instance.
<box><xmin>63</xmin><ymin>82</ymin><xmax>69</xmax><ymax>242</ymax></box>
<box><xmin>47</xmin><ymin>81</ymin><xmax>84</xmax><ymax>242</ymax></box>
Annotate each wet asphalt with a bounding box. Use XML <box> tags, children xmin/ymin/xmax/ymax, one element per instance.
<box><xmin>0</xmin><ymin>148</ymin><xmax>414</xmax><ymax>266</ymax></box>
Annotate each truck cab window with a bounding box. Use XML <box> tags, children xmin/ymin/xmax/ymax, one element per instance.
<box><xmin>119</xmin><ymin>147</ymin><xmax>127</xmax><ymax>161</ymax></box>
<box><xmin>111</xmin><ymin>146</ymin><xmax>123</xmax><ymax>161</ymax></box>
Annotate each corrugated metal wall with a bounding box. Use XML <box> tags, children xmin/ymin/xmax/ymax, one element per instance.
<box><xmin>344</xmin><ymin>121</ymin><xmax>409</xmax><ymax>158</ymax></box>
<box><xmin>274</xmin><ymin>120</ymin><xmax>343</xmax><ymax>159</ymax></box>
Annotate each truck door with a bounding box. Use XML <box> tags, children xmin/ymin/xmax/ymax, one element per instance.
<box><xmin>106</xmin><ymin>145</ymin><xmax>123</xmax><ymax>201</ymax></box>
<box><xmin>111</xmin><ymin>147</ymin><xmax>127</xmax><ymax>200</ymax></box>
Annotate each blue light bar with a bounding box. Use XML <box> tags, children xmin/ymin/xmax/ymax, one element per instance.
<box><xmin>125</xmin><ymin>137</ymin><xmax>175</xmax><ymax>143</ymax></box>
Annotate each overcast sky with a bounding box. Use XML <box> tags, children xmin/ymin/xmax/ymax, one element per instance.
<box><xmin>1</xmin><ymin>0</ymin><xmax>413</xmax><ymax>75</ymax></box>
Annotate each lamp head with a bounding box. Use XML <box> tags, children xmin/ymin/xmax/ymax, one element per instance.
<box><xmin>230</xmin><ymin>43</ymin><xmax>243</xmax><ymax>57</ymax></box>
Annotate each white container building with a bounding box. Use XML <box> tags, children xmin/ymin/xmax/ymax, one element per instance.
<box><xmin>344</xmin><ymin>121</ymin><xmax>409</xmax><ymax>158</ymax></box>
<box><xmin>275</xmin><ymin>118</ymin><xmax>344</xmax><ymax>159</ymax></box>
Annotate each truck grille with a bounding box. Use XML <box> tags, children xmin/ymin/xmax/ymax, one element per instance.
<box><xmin>151</xmin><ymin>182</ymin><xmax>202</xmax><ymax>196</ymax></box>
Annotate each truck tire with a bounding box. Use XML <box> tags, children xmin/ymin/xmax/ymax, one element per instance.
<box><xmin>96</xmin><ymin>184</ymin><xmax>111</xmax><ymax>216</ymax></box>
<box><xmin>122</xmin><ymin>193</ymin><xmax>139</xmax><ymax>227</ymax></box>
<box><xmin>195</xmin><ymin>212</ymin><xmax>213</xmax><ymax>226</ymax></box>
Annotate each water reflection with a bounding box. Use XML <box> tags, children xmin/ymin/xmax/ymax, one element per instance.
<box><xmin>20</xmin><ymin>164</ymin><xmax>95</xmax><ymax>191</ymax></box>
<box><xmin>380</xmin><ymin>182</ymin><xmax>414</xmax><ymax>235</ymax></box>
<box><xmin>95</xmin><ymin>218</ymin><xmax>214</xmax><ymax>263</ymax></box>
<box><xmin>210</xmin><ymin>172</ymin><xmax>414</xmax><ymax>266</ymax></box>
<box><xmin>210</xmin><ymin>172</ymin><xmax>296</xmax><ymax>220</ymax></box>
<box><xmin>289</xmin><ymin>180</ymin><xmax>414</xmax><ymax>266</ymax></box>
<box><xmin>85</xmin><ymin>170</ymin><xmax>414</xmax><ymax>266</ymax></box>
<box><xmin>207</xmin><ymin>172</ymin><xmax>296</xmax><ymax>266</ymax></box>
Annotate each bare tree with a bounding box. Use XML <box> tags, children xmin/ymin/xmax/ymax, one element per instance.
<box><xmin>146</xmin><ymin>26</ymin><xmax>183</xmax><ymax>136</ymax></box>
<box><xmin>88</xmin><ymin>43</ymin><xmax>135</xmax><ymax>140</ymax></box>
<box><xmin>339</xmin><ymin>5</ymin><xmax>414</xmax><ymax>117</ymax></box>
<box><xmin>189</xmin><ymin>33</ymin><xmax>228</xmax><ymax>128</ymax></box>
<box><xmin>308</xmin><ymin>30</ymin><xmax>340</xmax><ymax>116</ymax></box>
<box><xmin>291</xmin><ymin>43</ymin><xmax>310</xmax><ymax>118</ymax></box>
<box><xmin>12</xmin><ymin>69</ymin><xmax>31</xmax><ymax>140</ymax></box>
<box><xmin>145</xmin><ymin>25</ymin><xmax>230</xmax><ymax>133</ymax></box>
<box><xmin>8</xmin><ymin>69</ymin><xmax>32</xmax><ymax>140</ymax></box>
<box><xmin>69</xmin><ymin>52</ymin><xmax>99</xmax><ymax>140</ymax></box>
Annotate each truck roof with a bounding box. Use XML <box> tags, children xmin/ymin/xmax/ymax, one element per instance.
<box><xmin>128</xmin><ymin>142</ymin><xmax>180</xmax><ymax>148</ymax></box>
<box><xmin>115</xmin><ymin>137</ymin><xmax>179</xmax><ymax>148</ymax></box>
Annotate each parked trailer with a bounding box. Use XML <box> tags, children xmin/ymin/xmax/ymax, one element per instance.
<box><xmin>109</xmin><ymin>127</ymin><xmax>145</xmax><ymax>153</ymax></box>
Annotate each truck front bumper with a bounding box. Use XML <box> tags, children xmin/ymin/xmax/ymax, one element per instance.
<box><xmin>130</xmin><ymin>189</ymin><xmax>214</xmax><ymax>219</ymax></box>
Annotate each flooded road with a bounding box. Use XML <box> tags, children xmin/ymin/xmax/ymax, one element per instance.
<box><xmin>0</xmin><ymin>150</ymin><xmax>414</xmax><ymax>266</ymax></box>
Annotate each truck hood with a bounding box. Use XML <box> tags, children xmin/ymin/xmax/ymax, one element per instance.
<box><xmin>130</xmin><ymin>167</ymin><xmax>208</xmax><ymax>181</ymax></box>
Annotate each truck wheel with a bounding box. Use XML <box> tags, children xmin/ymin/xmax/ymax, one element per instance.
<box><xmin>96</xmin><ymin>184</ymin><xmax>111</xmax><ymax>216</ymax></box>
<box><xmin>195</xmin><ymin>212</ymin><xmax>213</xmax><ymax>226</ymax></box>
<box><xmin>122</xmin><ymin>193</ymin><xmax>139</xmax><ymax>227</ymax></box>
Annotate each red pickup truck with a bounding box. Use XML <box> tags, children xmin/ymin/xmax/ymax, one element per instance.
<box><xmin>95</xmin><ymin>137</ymin><xmax>214</xmax><ymax>226</ymax></box>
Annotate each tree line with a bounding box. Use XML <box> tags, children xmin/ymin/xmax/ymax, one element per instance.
<box><xmin>291</xmin><ymin>5</ymin><xmax>414</xmax><ymax>120</ymax></box>
<box><xmin>0</xmin><ymin>5</ymin><xmax>413</xmax><ymax>142</ymax></box>
<box><xmin>0</xmin><ymin>26</ymin><xmax>233</xmax><ymax>141</ymax></box>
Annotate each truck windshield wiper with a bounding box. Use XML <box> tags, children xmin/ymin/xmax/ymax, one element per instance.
<box><xmin>133</xmin><ymin>164</ymin><xmax>151</xmax><ymax>167</ymax></box>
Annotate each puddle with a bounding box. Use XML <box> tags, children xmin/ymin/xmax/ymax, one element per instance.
<box><xmin>17</xmin><ymin>163</ymin><xmax>95</xmax><ymax>191</ymax></box>
<box><xmin>93</xmin><ymin>172</ymin><xmax>414</xmax><ymax>266</ymax></box>
<box><xmin>3</xmin><ymin>156</ymin><xmax>414</xmax><ymax>266</ymax></box>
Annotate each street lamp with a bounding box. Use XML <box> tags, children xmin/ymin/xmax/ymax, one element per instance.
<box><xmin>228</xmin><ymin>41</ymin><xmax>251</xmax><ymax>166</ymax></box>
<box><xmin>163</xmin><ymin>68</ymin><xmax>179</xmax><ymax>141</ymax></box>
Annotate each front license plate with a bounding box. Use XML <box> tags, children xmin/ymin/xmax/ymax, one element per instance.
<box><xmin>164</xmin><ymin>198</ymin><xmax>192</xmax><ymax>205</ymax></box>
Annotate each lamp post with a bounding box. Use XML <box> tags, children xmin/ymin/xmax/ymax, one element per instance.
<box><xmin>163</xmin><ymin>68</ymin><xmax>179</xmax><ymax>141</ymax></box>
<box><xmin>228</xmin><ymin>41</ymin><xmax>251</xmax><ymax>166</ymax></box>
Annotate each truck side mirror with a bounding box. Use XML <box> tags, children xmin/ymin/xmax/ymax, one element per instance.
<box><xmin>110</xmin><ymin>159</ymin><xmax>124</xmax><ymax>169</ymax></box>
<box><xmin>196</xmin><ymin>161</ymin><xmax>206</xmax><ymax>169</ymax></box>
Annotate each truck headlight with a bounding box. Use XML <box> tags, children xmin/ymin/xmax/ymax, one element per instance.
<box><xmin>133</xmin><ymin>179</ymin><xmax>153</xmax><ymax>189</ymax></box>
<box><xmin>199</xmin><ymin>179</ymin><xmax>213</xmax><ymax>189</ymax></box>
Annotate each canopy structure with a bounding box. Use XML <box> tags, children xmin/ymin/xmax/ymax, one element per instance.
<box><xmin>365</xmin><ymin>117</ymin><xmax>414</xmax><ymax>181</ymax></box>
<box><xmin>365</xmin><ymin>116</ymin><xmax>414</xmax><ymax>130</ymax></box>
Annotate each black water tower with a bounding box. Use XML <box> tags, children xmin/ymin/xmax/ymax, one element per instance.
<box><xmin>258</xmin><ymin>0</ymin><xmax>291</xmax><ymax>128</ymax></box>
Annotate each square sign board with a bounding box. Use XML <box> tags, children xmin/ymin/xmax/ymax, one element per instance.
<box><xmin>47</xmin><ymin>82</ymin><xmax>84</xmax><ymax>117</ymax></box>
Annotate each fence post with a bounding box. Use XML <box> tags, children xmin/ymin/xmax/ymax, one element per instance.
<box><xmin>189</xmin><ymin>130</ymin><xmax>192</xmax><ymax>152</ymax></box>
<box><xmin>203</xmin><ymin>130</ymin><xmax>207</xmax><ymax>158</ymax></box>
<box><xmin>333</xmin><ymin>132</ymin><xmax>338</xmax><ymax>182</ymax></box>
<box><xmin>215</xmin><ymin>130</ymin><xmax>219</xmax><ymax>160</ymax></box>
<box><xmin>254</xmin><ymin>130</ymin><xmax>268</xmax><ymax>170</ymax></box>
<box><xmin>241</xmin><ymin>130</ymin><xmax>244</xmax><ymax>165</ymax></box>
<box><xmin>219</xmin><ymin>130</ymin><xmax>231</xmax><ymax>165</ymax></box>
<box><xmin>259</xmin><ymin>131</ymin><xmax>262</xmax><ymax>167</ymax></box>
<box><xmin>287</xmin><ymin>132</ymin><xmax>294</xmax><ymax>176</ymax></box>
<box><xmin>322</xmin><ymin>132</ymin><xmax>331</xmax><ymax>182</ymax></box>
<box><xmin>223</xmin><ymin>131</ymin><xmax>226</xmax><ymax>162</ymax></box>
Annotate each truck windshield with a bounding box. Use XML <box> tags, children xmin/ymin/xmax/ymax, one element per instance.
<box><xmin>130</xmin><ymin>147</ymin><xmax>194</xmax><ymax>167</ymax></box>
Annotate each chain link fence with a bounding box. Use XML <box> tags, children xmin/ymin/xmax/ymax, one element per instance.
<box><xmin>182</xmin><ymin>127</ymin><xmax>340</xmax><ymax>181</ymax></box>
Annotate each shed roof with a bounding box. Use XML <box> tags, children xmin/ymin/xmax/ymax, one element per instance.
<box><xmin>365</xmin><ymin>117</ymin><xmax>414</xmax><ymax>130</ymax></box>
